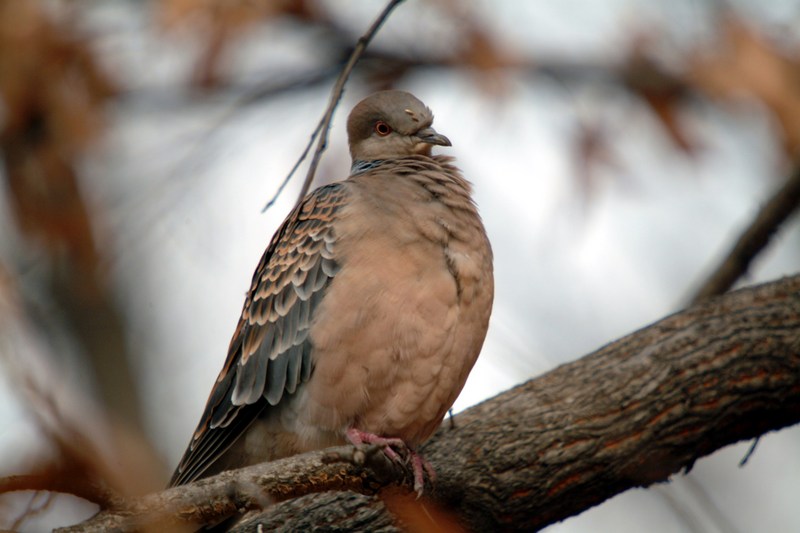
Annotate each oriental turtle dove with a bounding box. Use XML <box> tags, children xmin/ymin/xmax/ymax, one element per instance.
<box><xmin>169</xmin><ymin>90</ymin><xmax>494</xmax><ymax>494</ymax></box>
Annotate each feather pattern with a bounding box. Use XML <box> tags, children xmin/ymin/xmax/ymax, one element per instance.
<box><xmin>169</xmin><ymin>182</ymin><xmax>348</xmax><ymax>486</ymax></box>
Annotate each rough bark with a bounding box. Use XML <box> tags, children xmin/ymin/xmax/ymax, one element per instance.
<box><xmin>61</xmin><ymin>275</ymin><xmax>800</xmax><ymax>532</ymax></box>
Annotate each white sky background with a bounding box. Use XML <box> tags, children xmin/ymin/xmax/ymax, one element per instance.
<box><xmin>1</xmin><ymin>0</ymin><xmax>800</xmax><ymax>530</ymax></box>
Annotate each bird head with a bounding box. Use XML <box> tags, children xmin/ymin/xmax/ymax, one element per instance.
<box><xmin>347</xmin><ymin>90</ymin><xmax>451</xmax><ymax>162</ymax></box>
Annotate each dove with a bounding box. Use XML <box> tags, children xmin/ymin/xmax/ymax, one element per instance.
<box><xmin>170</xmin><ymin>90</ymin><xmax>494</xmax><ymax>494</ymax></box>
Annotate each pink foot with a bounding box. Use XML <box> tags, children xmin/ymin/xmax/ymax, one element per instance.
<box><xmin>345</xmin><ymin>428</ymin><xmax>435</xmax><ymax>496</ymax></box>
<box><xmin>346</xmin><ymin>428</ymin><xmax>405</xmax><ymax>461</ymax></box>
<box><xmin>410</xmin><ymin>453</ymin><xmax>437</xmax><ymax>495</ymax></box>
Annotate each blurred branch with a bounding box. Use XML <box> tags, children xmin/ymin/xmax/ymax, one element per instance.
<box><xmin>59</xmin><ymin>274</ymin><xmax>800</xmax><ymax>531</ymax></box>
<box><xmin>0</xmin><ymin>473</ymin><xmax>122</xmax><ymax>512</ymax></box>
<box><xmin>0</xmin><ymin>0</ymin><xmax>142</xmax><ymax>429</ymax></box>
<box><xmin>692</xmin><ymin>165</ymin><xmax>800</xmax><ymax>302</ymax></box>
<box><xmin>118</xmin><ymin>4</ymin><xmax>800</xmax><ymax>225</ymax></box>
<box><xmin>10</xmin><ymin>491</ymin><xmax>55</xmax><ymax>531</ymax></box>
<box><xmin>0</xmin><ymin>259</ymin><xmax>165</xmax><ymax>506</ymax></box>
<box><xmin>262</xmin><ymin>0</ymin><xmax>405</xmax><ymax>213</ymax></box>
<box><xmin>690</xmin><ymin>15</ymin><xmax>800</xmax><ymax>158</ymax></box>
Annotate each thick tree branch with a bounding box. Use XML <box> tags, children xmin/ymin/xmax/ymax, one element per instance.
<box><xmin>421</xmin><ymin>274</ymin><xmax>800</xmax><ymax>530</ymax></box>
<box><xmin>60</xmin><ymin>275</ymin><xmax>800</xmax><ymax>531</ymax></box>
<box><xmin>54</xmin><ymin>444</ymin><xmax>406</xmax><ymax>532</ymax></box>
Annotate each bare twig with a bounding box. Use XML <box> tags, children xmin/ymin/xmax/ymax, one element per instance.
<box><xmin>10</xmin><ymin>491</ymin><xmax>54</xmax><ymax>531</ymax></box>
<box><xmin>261</xmin><ymin>0</ymin><xmax>406</xmax><ymax>213</ymax></box>
<box><xmin>691</xmin><ymin>165</ymin><xmax>800</xmax><ymax>303</ymax></box>
<box><xmin>738</xmin><ymin>436</ymin><xmax>760</xmax><ymax>466</ymax></box>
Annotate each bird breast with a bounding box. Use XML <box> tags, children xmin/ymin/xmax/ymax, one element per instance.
<box><xmin>294</xmin><ymin>157</ymin><xmax>494</xmax><ymax>448</ymax></box>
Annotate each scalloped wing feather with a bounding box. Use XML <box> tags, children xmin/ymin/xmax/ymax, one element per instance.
<box><xmin>169</xmin><ymin>183</ymin><xmax>348</xmax><ymax>487</ymax></box>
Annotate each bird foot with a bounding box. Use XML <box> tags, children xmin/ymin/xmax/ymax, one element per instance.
<box><xmin>410</xmin><ymin>452</ymin><xmax>436</xmax><ymax>496</ymax></box>
<box><xmin>345</xmin><ymin>428</ymin><xmax>435</xmax><ymax>496</ymax></box>
<box><xmin>346</xmin><ymin>428</ymin><xmax>405</xmax><ymax>461</ymax></box>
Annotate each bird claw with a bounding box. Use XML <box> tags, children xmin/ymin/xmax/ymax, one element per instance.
<box><xmin>346</xmin><ymin>428</ymin><xmax>435</xmax><ymax>496</ymax></box>
<box><xmin>346</xmin><ymin>428</ymin><xmax>405</xmax><ymax>461</ymax></box>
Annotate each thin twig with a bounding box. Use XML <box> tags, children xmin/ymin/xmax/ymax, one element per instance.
<box><xmin>10</xmin><ymin>491</ymin><xmax>54</xmax><ymax>531</ymax></box>
<box><xmin>738</xmin><ymin>436</ymin><xmax>760</xmax><ymax>466</ymax></box>
<box><xmin>261</xmin><ymin>0</ymin><xmax>406</xmax><ymax>212</ymax></box>
<box><xmin>691</xmin><ymin>165</ymin><xmax>800</xmax><ymax>303</ymax></box>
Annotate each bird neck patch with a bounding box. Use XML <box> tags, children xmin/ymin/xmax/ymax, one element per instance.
<box><xmin>351</xmin><ymin>159</ymin><xmax>386</xmax><ymax>175</ymax></box>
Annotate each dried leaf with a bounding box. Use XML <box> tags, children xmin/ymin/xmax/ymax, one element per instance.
<box><xmin>622</xmin><ymin>39</ymin><xmax>694</xmax><ymax>153</ymax></box>
<box><xmin>438</xmin><ymin>0</ymin><xmax>517</xmax><ymax>95</ymax></box>
<box><xmin>156</xmin><ymin>0</ymin><xmax>314</xmax><ymax>88</ymax></box>
<box><xmin>690</xmin><ymin>15</ymin><xmax>800</xmax><ymax>157</ymax></box>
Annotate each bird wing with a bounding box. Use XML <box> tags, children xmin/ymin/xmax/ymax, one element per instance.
<box><xmin>169</xmin><ymin>182</ymin><xmax>348</xmax><ymax>486</ymax></box>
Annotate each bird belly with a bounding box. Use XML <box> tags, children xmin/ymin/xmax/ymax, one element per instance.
<box><xmin>298</xmin><ymin>233</ymin><xmax>490</xmax><ymax>449</ymax></box>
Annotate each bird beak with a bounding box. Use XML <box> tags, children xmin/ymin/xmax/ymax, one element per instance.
<box><xmin>415</xmin><ymin>127</ymin><xmax>451</xmax><ymax>147</ymax></box>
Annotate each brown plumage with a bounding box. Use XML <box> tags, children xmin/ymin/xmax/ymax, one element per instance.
<box><xmin>169</xmin><ymin>90</ymin><xmax>494</xmax><ymax>493</ymax></box>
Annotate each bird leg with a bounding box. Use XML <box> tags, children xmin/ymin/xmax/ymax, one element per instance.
<box><xmin>410</xmin><ymin>453</ymin><xmax>436</xmax><ymax>495</ymax></box>
<box><xmin>345</xmin><ymin>428</ymin><xmax>435</xmax><ymax>495</ymax></box>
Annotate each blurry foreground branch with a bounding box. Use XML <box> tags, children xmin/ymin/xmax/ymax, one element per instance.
<box><xmin>57</xmin><ymin>274</ymin><xmax>800</xmax><ymax>531</ymax></box>
<box><xmin>0</xmin><ymin>1</ymin><xmax>138</xmax><ymax>425</ymax></box>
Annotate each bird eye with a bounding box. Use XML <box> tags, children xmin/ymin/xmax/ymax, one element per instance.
<box><xmin>374</xmin><ymin>121</ymin><xmax>392</xmax><ymax>136</ymax></box>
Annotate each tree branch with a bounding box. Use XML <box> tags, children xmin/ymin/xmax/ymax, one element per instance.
<box><xmin>58</xmin><ymin>275</ymin><xmax>800</xmax><ymax>531</ymax></box>
<box><xmin>0</xmin><ymin>474</ymin><xmax>123</xmax><ymax>512</ymax></box>
<box><xmin>54</xmin><ymin>445</ymin><xmax>406</xmax><ymax>532</ymax></box>
<box><xmin>692</xmin><ymin>165</ymin><xmax>800</xmax><ymax>302</ymax></box>
<box><xmin>261</xmin><ymin>0</ymin><xmax>405</xmax><ymax>213</ymax></box>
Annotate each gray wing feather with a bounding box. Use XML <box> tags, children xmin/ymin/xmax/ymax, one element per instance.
<box><xmin>169</xmin><ymin>183</ymin><xmax>348</xmax><ymax>487</ymax></box>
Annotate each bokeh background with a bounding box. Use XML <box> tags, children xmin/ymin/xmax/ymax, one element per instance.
<box><xmin>1</xmin><ymin>0</ymin><xmax>799</xmax><ymax>530</ymax></box>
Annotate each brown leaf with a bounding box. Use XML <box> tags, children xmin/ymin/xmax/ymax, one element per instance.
<box><xmin>0</xmin><ymin>2</ymin><xmax>162</xmax><ymax>502</ymax></box>
<box><xmin>690</xmin><ymin>15</ymin><xmax>800</xmax><ymax>157</ymax></box>
<box><xmin>437</xmin><ymin>0</ymin><xmax>518</xmax><ymax>95</ymax></box>
<box><xmin>0</xmin><ymin>0</ymin><xmax>113</xmax><ymax>268</ymax></box>
<box><xmin>622</xmin><ymin>38</ymin><xmax>694</xmax><ymax>153</ymax></box>
<box><xmin>156</xmin><ymin>0</ymin><xmax>314</xmax><ymax>88</ymax></box>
